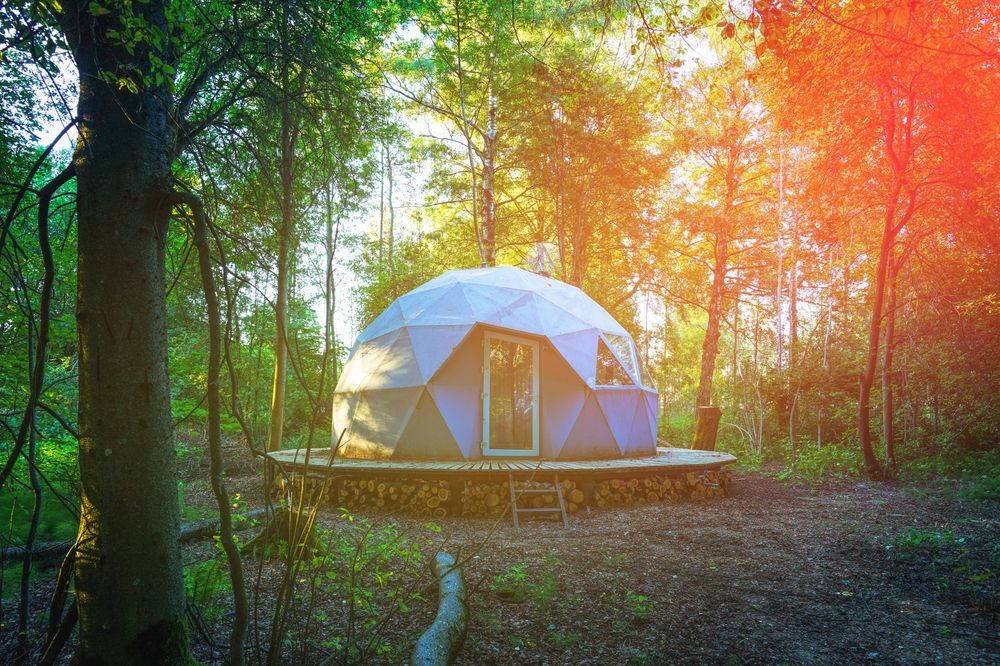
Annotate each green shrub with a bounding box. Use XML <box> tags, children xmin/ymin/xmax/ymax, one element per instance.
<box><xmin>185</xmin><ymin>558</ymin><xmax>230</xmax><ymax>607</ymax></box>
<box><xmin>624</xmin><ymin>590</ymin><xmax>654</xmax><ymax>625</ymax></box>
<box><xmin>965</xmin><ymin>472</ymin><xmax>1000</xmax><ymax>501</ymax></box>
<box><xmin>894</xmin><ymin>528</ymin><xmax>960</xmax><ymax>551</ymax></box>
<box><xmin>775</xmin><ymin>443</ymin><xmax>862</xmax><ymax>482</ymax></box>
<box><xmin>492</xmin><ymin>563</ymin><xmax>529</xmax><ymax>602</ymax></box>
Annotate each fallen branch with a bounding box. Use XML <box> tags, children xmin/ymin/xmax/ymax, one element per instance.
<box><xmin>181</xmin><ymin>507</ymin><xmax>267</xmax><ymax>542</ymax></box>
<box><xmin>1</xmin><ymin>507</ymin><xmax>267</xmax><ymax>564</ymax></box>
<box><xmin>411</xmin><ymin>552</ymin><xmax>468</xmax><ymax>666</ymax></box>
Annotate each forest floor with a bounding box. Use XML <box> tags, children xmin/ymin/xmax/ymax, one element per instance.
<box><xmin>6</xmin><ymin>464</ymin><xmax>998</xmax><ymax>664</ymax></box>
<box><xmin>202</xmin><ymin>465</ymin><xmax>998</xmax><ymax>665</ymax></box>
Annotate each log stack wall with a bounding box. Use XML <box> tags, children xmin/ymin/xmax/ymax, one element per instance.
<box><xmin>287</xmin><ymin>470</ymin><xmax>732</xmax><ymax>517</ymax></box>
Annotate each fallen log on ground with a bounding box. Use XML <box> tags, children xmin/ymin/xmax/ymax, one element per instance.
<box><xmin>411</xmin><ymin>551</ymin><xmax>468</xmax><ymax>666</ymax></box>
<box><xmin>180</xmin><ymin>507</ymin><xmax>267</xmax><ymax>541</ymax></box>
<box><xmin>1</xmin><ymin>507</ymin><xmax>268</xmax><ymax>565</ymax></box>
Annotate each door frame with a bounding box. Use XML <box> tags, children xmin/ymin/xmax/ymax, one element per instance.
<box><xmin>482</xmin><ymin>330</ymin><xmax>540</xmax><ymax>457</ymax></box>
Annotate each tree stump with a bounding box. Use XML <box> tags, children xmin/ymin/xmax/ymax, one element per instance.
<box><xmin>691</xmin><ymin>406</ymin><xmax>723</xmax><ymax>451</ymax></box>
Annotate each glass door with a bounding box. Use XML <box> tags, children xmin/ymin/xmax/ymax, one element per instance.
<box><xmin>482</xmin><ymin>331</ymin><xmax>539</xmax><ymax>457</ymax></box>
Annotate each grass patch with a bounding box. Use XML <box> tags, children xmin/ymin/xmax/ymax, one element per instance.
<box><xmin>888</xmin><ymin>527</ymin><xmax>999</xmax><ymax>613</ymax></box>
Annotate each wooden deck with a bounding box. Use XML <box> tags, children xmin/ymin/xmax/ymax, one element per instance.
<box><xmin>267</xmin><ymin>447</ymin><xmax>736</xmax><ymax>481</ymax></box>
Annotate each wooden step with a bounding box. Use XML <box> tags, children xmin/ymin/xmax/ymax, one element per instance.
<box><xmin>508</xmin><ymin>473</ymin><xmax>569</xmax><ymax>529</ymax></box>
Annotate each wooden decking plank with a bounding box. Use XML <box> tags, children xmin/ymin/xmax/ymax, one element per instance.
<box><xmin>265</xmin><ymin>447</ymin><xmax>735</xmax><ymax>479</ymax></box>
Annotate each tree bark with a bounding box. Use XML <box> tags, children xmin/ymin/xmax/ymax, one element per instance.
<box><xmin>190</xmin><ymin>194</ymin><xmax>247</xmax><ymax>665</ymax></box>
<box><xmin>882</xmin><ymin>249</ymin><xmax>898</xmax><ymax>471</ymax></box>
<box><xmin>858</xmin><ymin>195</ymin><xmax>896</xmax><ymax>478</ymax></box>
<box><xmin>481</xmin><ymin>95</ymin><xmax>497</xmax><ymax>266</ymax></box>
<box><xmin>268</xmin><ymin>21</ymin><xmax>298</xmax><ymax>456</ymax></box>
<box><xmin>452</xmin><ymin>0</ymin><xmax>484</xmax><ymax>266</ymax></box>
<box><xmin>859</xmin><ymin>80</ymin><xmax>917</xmax><ymax>479</ymax></box>
<box><xmin>411</xmin><ymin>552</ymin><xmax>468</xmax><ymax>666</ymax></box>
<box><xmin>63</xmin><ymin>0</ymin><xmax>190</xmax><ymax>660</ymax></box>
<box><xmin>324</xmin><ymin>184</ymin><xmax>340</xmax><ymax>388</ymax></box>
<box><xmin>691</xmin><ymin>406</ymin><xmax>723</xmax><ymax>451</ymax></box>
<box><xmin>696</xmin><ymin>233</ymin><xmax>728</xmax><ymax>408</ymax></box>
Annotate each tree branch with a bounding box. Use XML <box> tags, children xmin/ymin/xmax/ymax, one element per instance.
<box><xmin>0</xmin><ymin>163</ymin><xmax>75</xmax><ymax>491</ymax></box>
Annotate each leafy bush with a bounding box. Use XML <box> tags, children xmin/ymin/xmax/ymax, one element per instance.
<box><xmin>790</xmin><ymin>444</ymin><xmax>863</xmax><ymax>480</ymax></box>
<box><xmin>964</xmin><ymin>472</ymin><xmax>1000</xmax><ymax>501</ymax></box>
<box><xmin>771</xmin><ymin>442</ymin><xmax>863</xmax><ymax>482</ymax></box>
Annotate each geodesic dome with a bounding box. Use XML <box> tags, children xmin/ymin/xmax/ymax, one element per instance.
<box><xmin>332</xmin><ymin>266</ymin><xmax>658</xmax><ymax>460</ymax></box>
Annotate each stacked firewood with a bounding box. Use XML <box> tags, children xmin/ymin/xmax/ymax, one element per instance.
<box><xmin>288</xmin><ymin>469</ymin><xmax>732</xmax><ymax>516</ymax></box>
<box><xmin>460</xmin><ymin>478</ymin><xmax>587</xmax><ymax>517</ymax></box>
<box><xmin>459</xmin><ymin>480</ymin><xmax>507</xmax><ymax>517</ymax></box>
<box><xmin>334</xmin><ymin>478</ymin><xmax>453</xmax><ymax>518</ymax></box>
<box><xmin>593</xmin><ymin>470</ymin><xmax>731</xmax><ymax>507</ymax></box>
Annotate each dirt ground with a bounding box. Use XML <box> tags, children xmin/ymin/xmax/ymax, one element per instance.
<box><xmin>6</xmin><ymin>470</ymin><xmax>998</xmax><ymax>665</ymax></box>
<box><xmin>382</xmin><ymin>472</ymin><xmax>999</xmax><ymax>665</ymax></box>
<box><xmin>211</xmin><ymin>469</ymin><xmax>998</xmax><ymax>665</ymax></box>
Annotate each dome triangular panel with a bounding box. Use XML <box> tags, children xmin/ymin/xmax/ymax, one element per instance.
<box><xmin>560</xmin><ymin>392</ymin><xmax>617</xmax><ymax>459</ymax></box>
<box><xmin>369</xmin><ymin>328</ymin><xmax>424</xmax><ymax>388</ymax></box>
<box><xmin>407</xmin><ymin>324</ymin><xmax>472</xmax><ymax>382</ymax></box>
<box><xmin>336</xmin><ymin>329</ymin><xmax>402</xmax><ymax>392</ymax></box>
<box><xmin>530</xmin><ymin>293</ymin><xmax>593</xmax><ymax>336</ymax></box>
<box><xmin>417</xmin><ymin>282</ymin><xmax>476</xmax><ymax>326</ymax></box>
<box><xmin>490</xmin><ymin>291</ymin><xmax>543</xmax><ymax>332</ymax></box>
<box><xmin>398</xmin><ymin>284</ymin><xmax>452</xmax><ymax>323</ymax></box>
<box><xmin>596</xmin><ymin>389</ymin><xmax>642</xmax><ymax>455</ymax></box>
<box><xmin>548</xmin><ymin>330</ymin><xmax>600</xmax><ymax>383</ymax></box>
<box><xmin>461</xmin><ymin>283</ymin><xmax>528</xmax><ymax>324</ymax></box>
<box><xmin>394</xmin><ymin>390</ymin><xmax>464</xmax><ymax>459</ymax></box>
<box><xmin>340</xmin><ymin>387</ymin><xmax>422</xmax><ymax>459</ymax></box>
<box><xmin>357</xmin><ymin>301</ymin><xmax>405</xmax><ymax>343</ymax></box>
<box><xmin>627</xmin><ymin>397</ymin><xmax>654</xmax><ymax>455</ymax></box>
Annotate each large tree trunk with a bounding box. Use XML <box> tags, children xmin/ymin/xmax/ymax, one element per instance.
<box><xmin>64</xmin><ymin>1</ymin><xmax>190</xmax><ymax>661</ymax></box>
<box><xmin>696</xmin><ymin>233</ymin><xmax>728</xmax><ymax>408</ymax></box>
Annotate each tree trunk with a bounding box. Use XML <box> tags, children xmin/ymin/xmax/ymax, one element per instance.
<box><xmin>860</xmin><ymin>80</ymin><xmax>917</xmax><ymax>479</ymax></box>
<box><xmin>882</xmin><ymin>249</ymin><xmax>898</xmax><ymax>470</ymax></box>
<box><xmin>411</xmin><ymin>552</ymin><xmax>468</xmax><ymax>666</ymax></box>
<box><xmin>386</xmin><ymin>146</ymin><xmax>395</xmax><ymax>271</ymax></box>
<box><xmin>858</xmin><ymin>181</ymin><xmax>901</xmax><ymax>478</ymax></box>
<box><xmin>324</xmin><ymin>184</ymin><xmax>340</xmax><ymax>387</ymax></box>
<box><xmin>64</xmin><ymin>1</ymin><xmax>190</xmax><ymax>660</ymax></box>
<box><xmin>268</xmin><ymin>34</ymin><xmax>298</xmax><ymax>455</ymax></box>
<box><xmin>788</xmin><ymin>253</ymin><xmax>798</xmax><ymax>369</ymax></box>
<box><xmin>19</xmin><ymin>325</ymin><xmax>42</xmax><ymax>661</ymax></box>
<box><xmin>696</xmin><ymin>234</ymin><xmax>728</xmax><ymax>408</ymax></box>
<box><xmin>452</xmin><ymin>0</ymin><xmax>484</xmax><ymax>266</ymax></box>
<box><xmin>481</xmin><ymin>95</ymin><xmax>497</xmax><ymax>266</ymax></box>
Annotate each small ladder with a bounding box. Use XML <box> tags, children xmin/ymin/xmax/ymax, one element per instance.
<box><xmin>508</xmin><ymin>473</ymin><xmax>569</xmax><ymax>529</ymax></box>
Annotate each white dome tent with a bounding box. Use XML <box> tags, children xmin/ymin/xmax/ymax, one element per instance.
<box><xmin>332</xmin><ymin>266</ymin><xmax>658</xmax><ymax>460</ymax></box>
